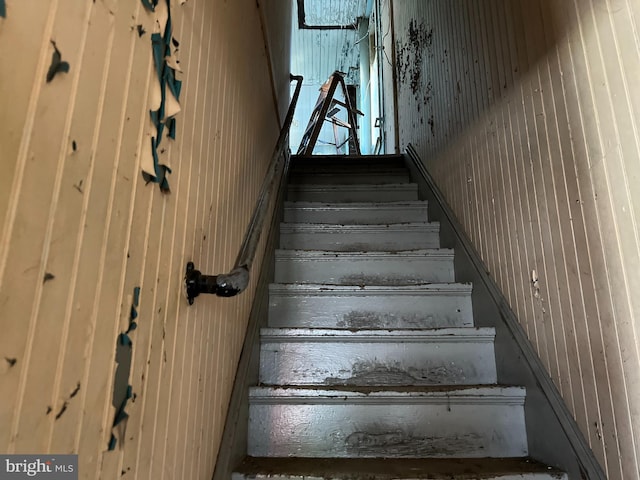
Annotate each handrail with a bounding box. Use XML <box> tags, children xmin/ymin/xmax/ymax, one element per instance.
<box><xmin>184</xmin><ymin>74</ymin><xmax>304</xmax><ymax>304</ymax></box>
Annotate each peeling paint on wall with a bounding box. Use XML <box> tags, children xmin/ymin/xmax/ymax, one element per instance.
<box><xmin>108</xmin><ymin>287</ymin><xmax>139</xmax><ymax>450</ymax></box>
<box><xmin>0</xmin><ymin>0</ymin><xmax>287</xmax><ymax>476</ymax></box>
<box><xmin>46</xmin><ymin>41</ymin><xmax>70</xmax><ymax>83</ymax></box>
<box><xmin>395</xmin><ymin>20</ymin><xmax>432</xmax><ymax>107</ymax></box>
<box><xmin>140</xmin><ymin>0</ymin><xmax>183</xmax><ymax>193</ymax></box>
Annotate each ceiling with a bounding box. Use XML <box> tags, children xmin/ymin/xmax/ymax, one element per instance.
<box><xmin>290</xmin><ymin>0</ymin><xmax>372</xmax><ymax>86</ymax></box>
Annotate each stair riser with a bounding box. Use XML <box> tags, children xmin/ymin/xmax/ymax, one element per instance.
<box><xmin>248</xmin><ymin>398</ymin><xmax>527</xmax><ymax>458</ymax></box>
<box><xmin>287</xmin><ymin>185</ymin><xmax>419</xmax><ymax>202</ymax></box>
<box><xmin>268</xmin><ymin>291</ymin><xmax>473</xmax><ymax>329</ymax></box>
<box><xmin>232</xmin><ymin>473</ymin><xmax>567</xmax><ymax>480</ymax></box>
<box><xmin>283</xmin><ymin>202</ymin><xmax>429</xmax><ymax>224</ymax></box>
<box><xmin>274</xmin><ymin>253</ymin><xmax>455</xmax><ymax>285</ymax></box>
<box><xmin>259</xmin><ymin>336</ymin><xmax>497</xmax><ymax>386</ymax></box>
<box><xmin>291</xmin><ymin>155</ymin><xmax>405</xmax><ymax>170</ymax></box>
<box><xmin>289</xmin><ymin>172</ymin><xmax>411</xmax><ymax>184</ymax></box>
<box><xmin>279</xmin><ymin>228</ymin><xmax>440</xmax><ymax>251</ymax></box>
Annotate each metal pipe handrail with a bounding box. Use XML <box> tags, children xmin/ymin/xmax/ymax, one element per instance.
<box><xmin>185</xmin><ymin>74</ymin><xmax>304</xmax><ymax>304</ymax></box>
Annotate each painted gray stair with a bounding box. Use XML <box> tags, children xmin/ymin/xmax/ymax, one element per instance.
<box><xmin>279</xmin><ymin>222</ymin><xmax>440</xmax><ymax>251</ymax></box>
<box><xmin>231</xmin><ymin>153</ymin><xmax>568</xmax><ymax>479</ymax></box>
<box><xmin>233</xmin><ymin>457</ymin><xmax>568</xmax><ymax>480</ymax></box>
<box><xmin>247</xmin><ymin>386</ymin><xmax>528</xmax><ymax>458</ymax></box>
<box><xmin>287</xmin><ymin>183</ymin><xmax>419</xmax><ymax>202</ymax></box>
<box><xmin>259</xmin><ymin>328</ymin><xmax>497</xmax><ymax>386</ymax></box>
<box><xmin>274</xmin><ymin>249</ymin><xmax>455</xmax><ymax>285</ymax></box>
<box><xmin>268</xmin><ymin>283</ymin><xmax>474</xmax><ymax>329</ymax></box>
<box><xmin>283</xmin><ymin>201</ymin><xmax>429</xmax><ymax>224</ymax></box>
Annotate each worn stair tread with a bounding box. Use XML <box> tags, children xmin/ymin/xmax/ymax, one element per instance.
<box><xmin>289</xmin><ymin>168</ymin><xmax>409</xmax><ymax>175</ymax></box>
<box><xmin>287</xmin><ymin>183</ymin><xmax>419</xmax><ymax>202</ymax></box>
<box><xmin>234</xmin><ymin>456</ymin><xmax>567</xmax><ymax>479</ymax></box>
<box><xmin>288</xmin><ymin>183</ymin><xmax>419</xmax><ymax>191</ymax></box>
<box><xmin>289</xmin><ymin>170</ymin><xmax>409</xmax><ymax>178</ymax></box>
<box><xmin>283</xmin><ymin>201</ymin><xmax>430</xmax><ymax>224</ymax></box>
<box><xmin>250</xmin><ymin>385</ymin><xmax>525</xmax><ymax>402</ymax></box>
<box><xmin>280</xmin><ymin>222</ymin><xmax>439</xmax><ymax>232</ymax></box>
<box><xmin>274</xmin><ymin>249</ymin><xmax>456</xmax><ymax>285</ymax></box>
<box><xmin>260</xmin><ymin>327</ymin><xmax>494</xmax><ymax>341</ymax></box>
<box><xmin>268</xmin><ymin>283</ymin><xmax>474</xmax><ymax>329</ymax></box>
<box><xmin>279</xmin><ymin>223</ymin><xmax>440</xmax><ymax>251</ymax></box>
<box><xmin>286</xmin><ymin>183</ymin><xmax>420</xmax><ymax>202</ymax></box>
<box><xmin>275</xmin><ymin>249</ymin><xmax>454</xmax><ymax>258</ymax></box>
<box><xmin>259</xmin><ymin>326</ymin><xmax>497</xmax><ymax>386</ymax></box>
<box><xmin>284</xmin><ymin>200</ymin><xmax>428</xmax><ymax>207</ymax></box>
<box><xmin>248</xmin><ymin>385</ymin><xmax>528</xmax><ymax>458</ymax></box>
<box><xmin>289</xmin><ymin>171</ymin><xmax>411</xmax><ymax>184</ymax></box>
<box><xmin>269</xmin><ymin>283</ymin><xmax>472</xmax><ymax>294</ymax></box>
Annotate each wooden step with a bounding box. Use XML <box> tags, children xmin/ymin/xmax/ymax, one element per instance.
<box><xmin>259</xmin><ymin>327</ymin><xmax>497</xmax><ymax>386</ymax></box>
<box><xmin>248</xmin><ymin>386</ymin><xmax>528</xmax><ymax>458</ymax></box>
<box><xmin>279</xmin><ymin>222</ymin><xmax>440</xmax><ymax>251</ymax></box>
<box><xmin>283</xmin><ymin>201</ymin><xmax>430</xmax><ymax>224</ymax></box>
<box><xmin>291</xmin><ymin>154</ymin><xmax>406</xmax><ymax>171</ymax></box>
<box><xmin>288</xmin><ymin>170</ymin><xmax>411</xmax><ymax>184</ymax></box>
<box><xmin>268</xmin><ymin>283</ymin><xmax>474</xmax><ymax>329</ymax></box>
<box><xmin>287</xmin><ymin>183</ymin><xmax>419</xmax><ymax>202</ymax></box>
<box><xmin>274</xmin><ymin>249</ymin><xmax>455</xmax><ymax>285</ymax></box>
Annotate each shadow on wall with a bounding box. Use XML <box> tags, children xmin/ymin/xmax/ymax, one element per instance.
<box><xmin>393</xmin><ymin>0</ymin><xmax>574</xmax><ymax>158</ymax></box>
<box><xmin>392</xmin><ymin>0</ymin><xmax>640</xmax><ymax>478</ymax></box>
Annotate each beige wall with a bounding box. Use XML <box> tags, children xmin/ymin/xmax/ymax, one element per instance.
<box><xmin>392</xmin><ymin>0</ymin><xmax>640</xmax><ymax>478</ymax></box>
<box><xmin>260</xmin><ymin>0</ymin><xmax>293</xmax><ymax>121</ymax></box>
<box><xmin>0</xmin><ymin>0</ymin><xmax>289</xmax><ymax>478</ymax></box>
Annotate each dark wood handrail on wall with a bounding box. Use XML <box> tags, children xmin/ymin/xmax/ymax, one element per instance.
<box><xmin>184</xmin><ymin>74</ymin><xmax>304</xmax><ymax>304</ymax></box>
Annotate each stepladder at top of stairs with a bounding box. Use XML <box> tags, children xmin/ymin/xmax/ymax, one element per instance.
<box><xmin>233</xmin><ymin>154</ymin><xmax>567</xmax><ymax>480</ymax></box>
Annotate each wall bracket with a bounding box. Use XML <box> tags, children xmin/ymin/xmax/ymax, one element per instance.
<box><xmin>184</xmin><ymin>262</ymin><xmax>249</xmax><ymax>304</ymax></box>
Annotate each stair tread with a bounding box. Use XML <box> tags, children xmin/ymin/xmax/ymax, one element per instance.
<box><xmin>288</xmin><ymin>172</ymin><xmax>410</xmax><ymax>180</ymax></box>
<box><xmin>283</xmin><ymin>202</ymin><xmax>430</xmax><ymax>224</ymax></box>
<box><xmin>276</xmin><ymin>249</ymin><xmax>453</xmax><ymax>257</ymax></box>
<box><xmin>269</xmin><ymin>282</ymin><xmax>471</xmax><ymax>293</ymax></box>
<box><xmin>284</xmin><ymin>201</ymin><xmax>428</xmax><ymax>207</ymax></box>
<box><xmin>274</xmin><ymin>250</ymin><xmax>456</xmax><ymax>285</ymax></box>
<box><xmin>287</xmin><ymin>183</ymin><xmax>419</xmax><ymax>202</ymax></box>
<box><xmin>260</xmin><ymin>327</ymin><xmax>494</xmax><ymax>339</ymax></box>
<box><xmin>250</xmin><ymin>385</ymin><xmax>525</xmax><ymax>397</ymax></box>
<box><xmin>280</xmin><ymin>222</ymin><xmax>439</xmax><ymax>230</ymax></box>
<box><xmin>235</xmin><ymin>456</ymin><xmax>566</xmax><ymax>479</ymax></box>
<box><xmin>268</xmin><ymin>283</ymin><xmax>474</xmax><ymax>329</ymax></box>
<box><xmin>288</xmin><ymin>183</ymin><xmax>418</xmax><ymax>190</ymax></box>
<box><xmin>289</xmin><ymin>167</ymin><xmax>409</xmax><ymax>173</ymax></box>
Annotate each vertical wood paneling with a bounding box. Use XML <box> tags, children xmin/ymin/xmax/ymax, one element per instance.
<box><xmin>393</xmin><ymin>0</ymin><xmax>640</xmax><ymax>478</ymax></box>
<box><xmin>0</xmin><ymin>0</ymin><xmax>288</xmax><ymax>479</ymax></box>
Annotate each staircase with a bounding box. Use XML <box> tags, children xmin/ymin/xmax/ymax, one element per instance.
<box><xmin>233</xmin><ymin>155</ymin><xmax>567</xmax><ymax>479</ymax></box>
